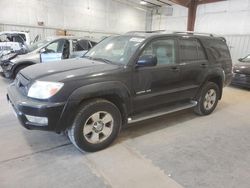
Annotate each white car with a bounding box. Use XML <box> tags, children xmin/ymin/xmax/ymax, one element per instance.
<box><xmin>0</xmin><ymin>31</ymin><xmax>31</xmax><ymax>57</ymax></box>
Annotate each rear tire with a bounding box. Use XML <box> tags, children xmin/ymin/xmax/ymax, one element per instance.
<box><xmin>194</xmin><ymin>82</ymin><xmax>219</xmax><ymax>116</ymax></box>
<box><xmin>68</xmin><ymin>99</ymin><xmax>122</xmax><ymax>152</ymax></box>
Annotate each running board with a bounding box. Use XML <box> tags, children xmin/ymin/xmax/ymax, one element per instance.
<box><xmin>128</xmin><ymin>101</ymin><xmax>197</xmax><ymax>124</ymax></box>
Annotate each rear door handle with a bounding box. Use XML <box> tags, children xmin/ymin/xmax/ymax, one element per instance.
<box><xmin>200</xmin><ymin>63</ymin><xmax>208</xmax><ymax>68</ymax></box>
<box><xmin>171</xmin><ymin>66</ymin><xmax>180</xmax><ymax>72</ymax></box>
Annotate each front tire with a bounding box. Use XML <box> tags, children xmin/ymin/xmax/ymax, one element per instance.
<box><xmin>68</xmin><ymin>99</ymin><xmax>122</xmax><ymax>152</ymax></box>
<box><xmin>194</xmin><ymin>82</ymin><xmax>219</xmax><ymax>116</ymax></box>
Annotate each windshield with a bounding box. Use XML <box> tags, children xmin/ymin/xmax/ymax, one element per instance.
<box><xmin>84</xmin><ymin>36</ymin><xmax>145</xmax><ymax>64</ymax></box>
<box><xmin>241</xmin><ymin>54</ymin><xmax>250</xmax><ymax>63</ymax></box>
<box><xmin>28</xmin><ymin>39</ymin><xmax>50</xmax><ymax>52</ymax></box>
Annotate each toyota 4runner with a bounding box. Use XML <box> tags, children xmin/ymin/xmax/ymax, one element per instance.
<box><xmin>7</xmin><ymin>31</ymin><xmax>233</xmax><ymax>152</ymax></box>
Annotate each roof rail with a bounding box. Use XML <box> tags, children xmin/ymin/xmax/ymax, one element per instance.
<box><xmin>125</xmin><ymin>30</ymin><xmax>166</xmax><ymax>34</ymax></box>
<box><xmin>125</xmin><ymin>30</ymin><xmax>226</xmax><ymax>41</ymax></box>
<box><xmin>174</xmin><ymin>31</ymin><xmax>227</xmax><ymax>42</ymax></box>
<box><xmin>173</xmin><ymin>31</ymin><xmax>216</xmax><ymax>37</ymax></box>
<box><xmin>126</xmin><ymin>30</ymin><xmax>217</xmax><ymax>36</ymax></box>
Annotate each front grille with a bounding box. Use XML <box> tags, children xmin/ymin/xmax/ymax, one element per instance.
<box><xmin>15</xmin><ymin>73</ymin><xmax>30</xmax><ymax>95</ymax></box>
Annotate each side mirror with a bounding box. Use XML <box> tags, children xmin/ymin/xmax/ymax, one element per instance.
<box><xmin>238</xmin><ymin>58</ymin><xmax>243</xmax><ymax>62</ymax></box>
<box><xmin>137</xmin><ymin>55</ymin><xmax>157</xmax><ymax>67</ymax></box>
<box><xmin>40</xmin><ymin>48</ymin><xmax>46</xmax><ymax>53</ymax></box>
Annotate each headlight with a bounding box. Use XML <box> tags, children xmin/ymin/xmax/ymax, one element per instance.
<box><xmin>28</xmin><ymin>81</ymin><xmax>64</xmax><ymax>99</ymax></box>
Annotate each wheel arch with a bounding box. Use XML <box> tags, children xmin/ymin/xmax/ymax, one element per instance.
<box><xmin>55</xmin><ymin>81</ymin><xmax>131</xmax><ymax>132</ymax></box>
<box><xmin>12</xmin><ymin>61</ymin><xmax>35</xmax><ymax>76</ymax></box>
<box><xmin>202</xmin><ymin>73</ymin><xmax>223</xmax><ymax>99</ymax></box>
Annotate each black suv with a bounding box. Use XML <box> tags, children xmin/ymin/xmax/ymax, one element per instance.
<box><xmin>7</xmin><ymin>31</ymin><xmax>232</xmax><ymax>152</ymax></box>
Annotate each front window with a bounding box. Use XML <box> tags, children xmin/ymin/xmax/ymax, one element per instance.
<box><xmin>45</xmin><ymin>39</ymin><xmax>65</xmax><ymax>53</ymax></box>
<box><xmin>84</xmin><ymin>36</ymin><xmax>145</xmax><ymax>65</ymax></box>
<box><xmin>140</xmin><ymin>39</ymin><xmax>176</xmax><ymax>65</ymax></box>
<box><xmin>241</xmin><ymin>54</ymin><xmax>250</xmax><ymax>63</ymax></box>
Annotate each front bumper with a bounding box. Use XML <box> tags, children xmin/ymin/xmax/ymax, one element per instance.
<box><xmin>7</xmin><ymin>83</ymin><xmax>67</xmax><ymax>131</ymax></box>
<box><xmin>231</xmin><ymin>73</ymin><xmax>250</xmax><ymax>88</ymax></box>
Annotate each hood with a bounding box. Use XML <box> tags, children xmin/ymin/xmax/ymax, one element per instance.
<box><xmin>11</xmin><ymin>51</ymin><xmax>38</xmax><ymax>64</ymax></box>
<box><xmin>20</xmin><ymin>58</ymin><xmax>121</xmax><ymax>81</ymax></box>
<box><xmin>233</xmin><ymin>62</ymin><xmax>250</xmax><ymax>75</ymax></box>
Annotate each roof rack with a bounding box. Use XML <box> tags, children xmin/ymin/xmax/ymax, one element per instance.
<box><xmin>125</xmin><ymin>30</ymin><xmax>226</xmax><ymax>41</ymax></box>
<box><xmin>125</xmin><ymin>30</ymin><xmax>167</xmax><ymax>34</ymax></box>
<box><xmin>126</xmin><ymin>30</ymin><xmax>216</xmax><ymax>36</ymax></box>
<box><xmin>173</xmin><ymin>31</ymin><xmax>216</xmax><ymax>37</ymax></box>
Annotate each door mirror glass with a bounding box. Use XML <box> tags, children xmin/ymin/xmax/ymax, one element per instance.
<box><xmin>40</xmin><ymin>48</ymin><xmax>46</xmax><ymax>53</ymax></box>
<box><xmin>137</xmin><ymin>55</ymin><xmax>157</xmax><ymax>67</ymax></box>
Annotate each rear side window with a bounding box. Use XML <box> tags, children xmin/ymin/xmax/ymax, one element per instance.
<box><xmin>179</xmin><ymin>38</ymin><xmax>206</xmax><ymax>62</ymax></box>
<box><xmin>207</xmin><ymin>39</ymin><xmax>230</xmax><ymax>59</ymax></box>
<box><xmin>73</xmin><ymin>39</ymin><xmax>91</xmax><ymax>51</ymax></box>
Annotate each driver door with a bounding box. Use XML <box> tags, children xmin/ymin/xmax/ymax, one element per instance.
<box><xmin>40</xmin><ymin>39</ymin><xmax>66</xmax><ymax>63</ymax></box>
<box><xmin>132</xmin><ymin>38</ymin><xmax>182</xmax><ymax>113</ymax></box>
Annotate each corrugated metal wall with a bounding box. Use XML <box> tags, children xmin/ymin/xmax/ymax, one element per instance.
<box><xmin>225</xmin><ymin>35</ymin><xmax>250</xmax><ymax>64</ymax></box>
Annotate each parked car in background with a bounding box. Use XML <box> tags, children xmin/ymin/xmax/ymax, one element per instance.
<box><xmin>0</xmin><ymin>31</ymin><xmax>31</xmax><ymax>57</ymax></box>
<box><xmin>0</xmin><ymin>36</ymin><xmax>97</xmax><ymax>78</ymax></box>
<box><xmin>7</xmin><ymin>31</ymin><xmax>232</xmax><ymax>152</ymax></box>
<box><xmin>231</xmin><ymin>54</ymin><xmax>250</xmax><ymax>88</ymax></box>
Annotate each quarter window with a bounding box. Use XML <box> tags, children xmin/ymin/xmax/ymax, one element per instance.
<box><xmin>207</xmin><ymin>39</ymin><xmax>230</xmax><ymax>59</ymax></box>
<box><xmin>140</xmin><ymin>39</ymin><xmax>176</xmax><ymax>65</ymax></box>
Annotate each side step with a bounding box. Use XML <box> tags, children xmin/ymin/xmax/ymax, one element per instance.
<box><xmin>128</xmin><ymin>100</ymin><xmax>197</xmax><ymax>124</ymax></box>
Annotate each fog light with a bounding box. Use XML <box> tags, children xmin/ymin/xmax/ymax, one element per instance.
<box><xmin>25</xmin><ymin>115</ymin><xmax>48</xmax><ymax>126</ymax></box>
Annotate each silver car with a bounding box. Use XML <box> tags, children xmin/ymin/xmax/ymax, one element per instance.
<box><xmin>0</xmin><ymin>36</ymin><xmax>97</xmax><ymax>78</ymax></box>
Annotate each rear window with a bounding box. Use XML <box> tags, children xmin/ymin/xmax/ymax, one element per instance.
<box><xmin>179</xmin><ymin>38</ymin><xmax>207</xmax><ymax>62</ymax></box>
<box><xmin>206</xmin><ymin>39</ymin><xmax>230</xmax><ymax>59</ymax></box>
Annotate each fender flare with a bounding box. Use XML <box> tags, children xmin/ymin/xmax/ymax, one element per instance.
<box><xmin>197</xmin><ymin>67</ymin><xmax>224</xmax><ymax>99</ymax></box>
<box><xmin>12</xmin><ymin>61</ymin><xmax>35</xmax><ymax>71</ymax></box>
<box><xmin>55</xmin><ymin>81</ymin><xmax>132</xmax><ymax>132</ymax></box>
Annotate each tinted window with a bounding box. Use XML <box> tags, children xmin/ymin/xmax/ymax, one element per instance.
<box><xmin>140</xmin><ymin>39</ymin><xmax>176</xmax><ymax>65</ymax></box>
<box><xmin>73</xmin><ymin>39</ymin><xmax>90</xmax><ymax>51</ymax></box>
<box><xmin>179</xmin><ymin>39</ymin><xmax>198</xmax><ymax>61</ymax></box>
<box><xmin>179</xmin><ymin>38</ymin><xmax>207</xmax><ymax>62</ymax></box>
<box><xmin>90</xmin><ymin>41</ymin><xmax>97</xmax><ymax>47</ymax></box>
<box><xmin>84</xmin><ymin>36</ymin><xmax>145</xmax><ymax>64</ymax></box>
<box><xmin>197</xmin><ymin>41</ymin><xmax>206</xmax><ymax>60</ymax></box>
<box><xmin>207</xmin><ymin>39</ymin><xmax>230</xmax><ymax>59</ymax></box>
